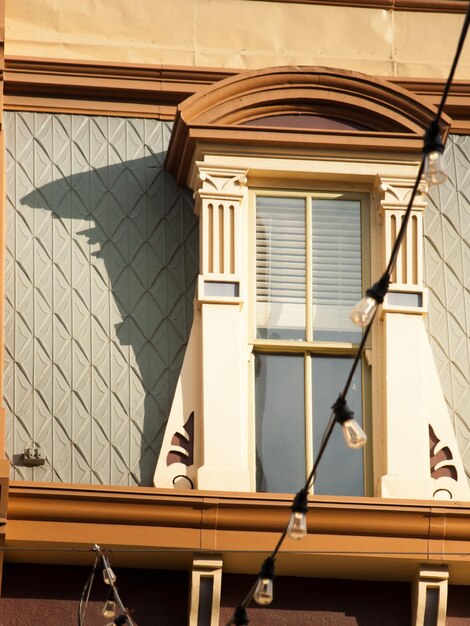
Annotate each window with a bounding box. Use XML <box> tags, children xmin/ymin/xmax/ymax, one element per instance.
<box><xmin>253</xmin><ymin>191</ymin><xmax>369</xmax><ymax>496</ymax></box>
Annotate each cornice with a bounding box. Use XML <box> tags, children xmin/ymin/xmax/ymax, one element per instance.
<box><xmin>3</xmin><ymin>57</ymin><xmax>470</xmax><ymax>134</ymax></box>
<box><xmin>389</xmin><ymin>77</ymin><xmax>470</xmax><ymax>133</ymax></box>
<box><xmin>3</xmin><ymin>57</ymin><xmax>237</xmax><ymax>120</ymax></box>
<box><xmin>6</xmin><ymin>482</ymin><xmax>470</xmax><ymax>582</ymax></box>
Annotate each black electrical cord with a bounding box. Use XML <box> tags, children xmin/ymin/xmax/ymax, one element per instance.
<box><xmin>225</xmin><ymin>3</ymin><xmax>470</xmax><ymax>624</ymax></box>
<box><xmin>78</xmin><ymin>556</ymin><xmax>101</xmax><ymax>626</ymax></box>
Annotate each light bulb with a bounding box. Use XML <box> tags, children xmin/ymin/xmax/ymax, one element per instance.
<box><xmin>341</xmin><ymin>418</ymin><xmax>367</xmax><ymax>449</ymax></box>
<box><xmin>287</xmin><ymin>510</ymin><xmax>307</xmax><ymax>540</ymax></box>
<box><xmin>102</xmin><ymin>557</ymin><xmax>117</xmax><ymax>585</ymax></box>
<box><xmin>254</xmin><ymin>577</ymin><xmax>274</xmax><ymax>605</ymax></box>
<box><xmin>350</xmin><ymin>296</ymin><xmax>377</xmax><ymax>327</ymax></box>
<box><xmin>102</xmin><ymin>599</ymin><xmax>117</xmax><ymax>619</ymax></box>
<box><xmin>253</xmin><ymin>557</ymin><xmax>275</xmax><ymax>606</ymax></box>
<box><xmin>423</xmin><ymin>150</ymin><xmax>448</xmax><ymax>186</ymax></box>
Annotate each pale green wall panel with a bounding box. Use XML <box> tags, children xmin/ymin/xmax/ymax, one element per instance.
<box><xmin>4</xmin><ymin>112</ymin><xmax>198</xmax><ymax>486</ymax></box>
<box><xmin>425</xmin><ymin>134</ymin><xmax>470</xmax><ymax>482</ymax></box>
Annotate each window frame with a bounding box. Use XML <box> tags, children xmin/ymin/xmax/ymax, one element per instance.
<box><xmin>248</xmin><ymin>184</ymin><xmax>372</xmax><ymax>496</ymax></box>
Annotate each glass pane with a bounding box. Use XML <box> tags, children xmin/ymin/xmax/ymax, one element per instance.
<box><xmin>256</xmin><ymin>196</ymin><xmax>306</xmax><ymax>340</ymax></box>
<box><xmin>311</xmin><ymin>355</ymin><xmax>364</xmax><ymax>496</ymax></box>
<box><xmin>312</xmin><ymin>198</ymin><xmax>362</xmax><ymax>342</ymax></box>
<box><xmin>255</xmin><ymin>353</ymin><xmax>305</xmax><ymax>492</ymax></box>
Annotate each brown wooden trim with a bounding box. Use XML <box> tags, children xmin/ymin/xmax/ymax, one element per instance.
<box><xmin>4</xmin><ymin>58</ymin><xmax>470</xmax><ymax>134</ymax></box>
<box><xmin>2</xmin><ymin>96</ymin><xmax>177</xmax><ymax>120</ymax></box>
<box><xmin>165</xmin><ymin>66</ymin><xmax>449</xmax><ymax>183</ymax></box>
<box><xmin>242</xmin><ymin>0</ymin><xmax>469</xmax><ymax>14</ymax></box>
<box><xmin>389</xmin><ymin>77</ymin><xmax>470</xmax><ymax>134</ymax></box>
<box><xmin>170</xmin><ymin>125</ymin><xmax>427</xmax><ymax>184</ymax></box>
<box><xmin>3</xmin><ymin>56</ymin><xmax>237</xmax><ymax>119</ymax></box>
<box><xmin>6</xmin><ymin>482</ymin><xmax>470</xmax><ymax>581</ymax></box>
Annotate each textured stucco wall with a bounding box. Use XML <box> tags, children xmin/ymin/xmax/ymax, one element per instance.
<box><xmin>425</xmin><ymin>134</ymin><xmax>470</xmax><ymax>482</ymax></box>
<box><xmin>4</xmin><ymin>112</ymin><xmax>198</xmax><ymax>486</ymax></box>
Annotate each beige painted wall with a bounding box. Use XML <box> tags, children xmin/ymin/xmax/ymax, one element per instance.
<box><xmin>6</xmin><ymin>0</ymin><xmax>470</xmax><ymax>79</ymax></box>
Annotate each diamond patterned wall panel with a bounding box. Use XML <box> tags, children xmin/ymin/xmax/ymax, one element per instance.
<box><xmin>4</xmin><ymin>112</ymin><xmax>198</xmax><ymax>486</ymax></box>
<box><xmin>424</xmin><ymin>134</ymin><xmax>470</xmax><ymax>482</ymax></box>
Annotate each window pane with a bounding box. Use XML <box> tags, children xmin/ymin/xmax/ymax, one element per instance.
<box><xmin>256</xmin><ymin>196</ymin><xmax>306</xmax><ymax>340</ymax></box>
<box><xmin>255</xmin><ymin>353</ymin><xmax>305</xmax><ymax>492</ymax></box>
<box><xmin>312</xmin><ymin>199</ymin><xmax>362</xmax><ymax>342</ymax></box>
<box><xmin>312</xmin><ymin>356</ymin><xmax>364</xmax><ymax>496</ymax></box>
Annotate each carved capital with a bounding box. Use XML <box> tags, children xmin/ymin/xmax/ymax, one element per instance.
<box><xmin>193</xmin><ymin>164</ymin><xmax>248</xmax><ymax>211</ymax></box>
<box><xmin>374</xmin><ymin>175</ymin><xmax>428</xmax><ymax>218</ymax></box>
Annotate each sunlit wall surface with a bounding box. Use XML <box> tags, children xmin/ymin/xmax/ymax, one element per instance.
<box><xmin>4</xmin><ymin>112</ymin><xmax>198</xmax><ymax>486</ymax></box>
<box><xmin>425</xmin><ymin>134</ymin><xmax>470</xmax><ymax>483</ymax></box>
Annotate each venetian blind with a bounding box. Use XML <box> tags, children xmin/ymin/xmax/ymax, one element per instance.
<box><xmin>311</xmin><ymin>198</ymin><xmax>362</xmax><ymax>337</ymax></box>
<box><xmin>256</xmin><ymin>196</ymin><xmax>306</xmax><ymax>339</ymax></box>
<box><xmin>256</xmin><ymin>194</ymin><xmax>362</xmax><ymax>340</ymax></box>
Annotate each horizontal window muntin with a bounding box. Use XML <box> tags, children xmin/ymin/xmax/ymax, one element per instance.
<box><xmin>252</xmin><ymin>338</ymin><xmax>359</xmax><ymax>355</ymax></box>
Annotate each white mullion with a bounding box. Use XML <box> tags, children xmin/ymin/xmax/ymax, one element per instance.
<box><xmin>306</xmin><ymin>195</ymin><xmax>313</xmax><ymax>342</ymax></box>
<box><xmin>304</xmin><ymin>352</ymin><xmax>313</xmax><ymax>494</ymax></box>
<box><xmin>305</xmin><ymin>193</ymin><xmax>313</xmax><ymax>489</ymax></box>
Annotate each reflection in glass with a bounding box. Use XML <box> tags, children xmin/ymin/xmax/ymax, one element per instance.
<box><xmin>255</xmin><ymin>353</ymin><xmax>305</xmax><ymax>492</ymax></box>
<box><xmin>312</xmin><ymin>356</ymin><xmax>364</xmax><ymax>496</ymax></box>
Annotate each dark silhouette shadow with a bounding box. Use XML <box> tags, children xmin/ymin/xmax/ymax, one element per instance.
<box><xmin>19</xmin><ymin>154</ymin><xmax>198</xmax><ymax>486</ymax></box>
<box><xmin>220</xmin><ymin>574</ymin><xmax>411</xmax><ymax>626</ymax></box>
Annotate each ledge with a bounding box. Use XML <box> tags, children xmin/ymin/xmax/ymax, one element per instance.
<box><xmin>6</xmin><ymin>482</ymin><xmax>470</xmax><ymax>582</ymax></box>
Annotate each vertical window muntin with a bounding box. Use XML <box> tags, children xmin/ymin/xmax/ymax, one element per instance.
<box><xmin>253</xmin><ymin>190</ymin><xmax>368</xmax><ymax>495</ymax></box>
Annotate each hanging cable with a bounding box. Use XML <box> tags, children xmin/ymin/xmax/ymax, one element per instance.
<box><xmin>94</xmin><ymin>545</ymin><xmax>138</xmax><ymax>626</ymax></box>
<box><xmin>77</xmin><ymin>545</ymin><xmax>138</xmax><ymax>626</ymax></box>
<box><xmin>225</xmin><ymin>2</ymin><xmax>470</xmax><ymax>624</ymax></box>
<box><xmin>78</xmin><ymin>554</ymin><xmax>101</xmax><ymax>626</ymax></box>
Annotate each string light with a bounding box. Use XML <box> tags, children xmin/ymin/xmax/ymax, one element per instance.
<box><xmin>225</xmin><ymin>2</ymin><xmax>470</xmax><ymax>622</ymax></box>
<box><xmin>76</xmin><ymin>545</ymin><xmax>138</xmax><ymax>626</ymax></box>
<box><xmin>423</xmin><ymin>120</ymin><xmax>447</xmax><ymax>185</ymax></box>
<box><xmin>111</xmin><ymin>616</ymin><xmax>129</xmax><ymax>626</ymax></box>
<box><xmin>350</xmin><ymin>274</ymin><xmax>390</xmax><ymax>328</ymax></box>
<box><xmin>103</xmin><ymin>589</ymin><xmax>117</xmax><ymax>619</ymax></box>
<box><xmin>287</xmin><ymin>490</ymin><xmax>308</xmax><ymax>540</ymax></box>
<box><xmin>101</xmin><ymin>553</ymin><xmax>117</xmax><ymax>586</ymax></box>
<box><xmin>253</xmin><ymin>557</ymin><xmax>276</xmax><ymax>605</ymax></box>
<box><xmin>332</xmin><ymin>396</ymin><xmax>367</xmax><ymax>450</ymax></box>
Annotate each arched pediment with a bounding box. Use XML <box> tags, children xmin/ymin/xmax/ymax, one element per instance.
<box><xmin>166</xmin><ymin>66</ymin><xmax>449</xmax><ymax>184</ymax></box>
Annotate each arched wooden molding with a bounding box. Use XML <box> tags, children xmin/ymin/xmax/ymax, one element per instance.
<box><xmin>166</xmin><ymin>65</ymin><xmax>450</xmax><ymax>184</ymax></box>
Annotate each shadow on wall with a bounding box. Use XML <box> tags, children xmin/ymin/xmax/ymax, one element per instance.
<box><xmin>15</xmin><ymin>154</ymin><xmax>198</xmax><ymax>486</ymax></box>
<box><xmin>0</xmin><ymin>563</ymin><xmax>189</xmax><ymax>626</ymax></box>
<box><xmin>220</xmin><ymin>574</ymin><xmax>411</xmax><ymax>626</ymax></box>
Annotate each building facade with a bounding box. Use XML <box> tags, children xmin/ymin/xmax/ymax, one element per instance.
<box><xmin>1</xmin><ymin>0</ymin><xmax>470</xmax><ymax>624</ymax></box>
